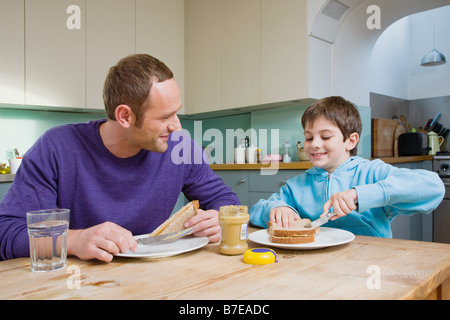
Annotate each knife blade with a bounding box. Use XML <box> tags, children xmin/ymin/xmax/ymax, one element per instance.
<box><xmin>136</xmin><ymin>227</ymin><xmax>193</xmax><ymax>246</ymax></box>
<box><xmin>309</xmin><ymin>212</ymin><xmax>337</xmax><ymax>228</ymax></box>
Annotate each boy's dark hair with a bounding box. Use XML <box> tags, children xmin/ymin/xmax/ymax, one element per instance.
<box><xmin>103</xmin><ymin>54</ymin><xmax>174</xmax><ymax>127</ymax></box>
<box><xmin>301</xmin><ymin>96</ymin><xmax>362</xmax><ymax>156</ymax></box>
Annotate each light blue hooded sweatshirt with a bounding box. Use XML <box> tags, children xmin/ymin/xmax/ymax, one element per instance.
<box><xmin>250</xmin><ymin>156</ymin><xmax>445</xmax><ymax>237</ymax></box>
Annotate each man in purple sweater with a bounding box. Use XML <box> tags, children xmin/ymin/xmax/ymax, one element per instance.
<box><xmin>0</xmin><ymin>54</ymin><xmax>239</xmax><ymax>262</ymax></box>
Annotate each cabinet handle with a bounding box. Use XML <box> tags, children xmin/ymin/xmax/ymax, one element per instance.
<box><xmin>280</xmin><ymin>179</ymin><xmax>287</xmax><ymax>186</ymax></box>
<box><xmin>238</xmin><ymin>179</ymin><xmax>246</xmax><ymax>184</ymax></box>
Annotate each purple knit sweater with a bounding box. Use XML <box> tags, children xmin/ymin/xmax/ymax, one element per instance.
<box><xmin>0</xmin><ymin>120</ymin><xmax>239</xmax><ymax>260</ymax></box>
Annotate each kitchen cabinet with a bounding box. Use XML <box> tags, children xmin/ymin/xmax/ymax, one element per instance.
<box><xmin>25</xmin><ymin>0</ymin><xmax>86</xmax><ymax>108</ymax></box>
<box><xmin>2</xmin><ymin>0</ymin><xmax>184</xmax><ymax>111</ymax></box>
<box><xmin>186</xmin><ymin>0</ymin><xmax>222</xmax><ymax>114</ymax></box>
<box><xmin>248</xmin><ymin>169</ymin><xmax>305</xmax><ymax>208</ymax></box>
<box><xmin>186</xmin><ymin>0</ymin><xmax>308</xmax><ymax>114</ymax></box>
<box><xmin>136</xmin><ymin>0</ymin><xmax>185</xmax><ymax>112</ymax></box>
<box><xmin>261</xmin><ymin>0</ymin><xmax>308</xmax><ymax>104</ymax></box>
<box><xmin>3</xmin><ymin>0</ymin><xmax>306</xmax><ymax>112</ymax></box>
<box><xmin>0</xmin><ymin>180</ymin><xmax>12</xmax><ymax>202</ymax></box>
<box><xmin>215</xmin><ymin>170</ymin><xmax>250</xmax><ymax>207</ymax></box>
<box><xmin>86</xmin><ymin>0</ymin><xmax>135</xmax><ymax>110</ymax></box>
<box><xmin>0</xmin><ymin>0</ymin><xmax>24</xmax><ymax>105</ymax></box>
<box><xmin>215</xmin><ymin>169</ymin><xmax>304</xmax><ymax>208</ymax></box>
<box><xmin>221</xmin><ymin>0</ymin><xmax>261</xmax><ymax>110</ymax></box>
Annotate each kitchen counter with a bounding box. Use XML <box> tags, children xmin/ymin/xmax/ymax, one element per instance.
<box><xmin>0</xmin><ymin>174</ymin><xmax>14</xmax><ymax>182</ymax></box>
<box><xmin>0</xmin><ymin>227</ymin><xmax>449</xmax><ymax>300</ymax></box>
<box><xmin>0</xmin><ymin>156</ymin><xmax>434</xmax><ymax>179</ymax></box>
<box><xmin>210</xmin><ymin>155</ymin><xmax>434</xmax><ymax>170</ymax></box>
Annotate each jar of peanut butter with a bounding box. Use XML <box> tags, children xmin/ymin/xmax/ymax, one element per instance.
<box><xmin>219</xmin><ymin>205</ymin><xmax>249</xmax><ymax>255</ymax></box>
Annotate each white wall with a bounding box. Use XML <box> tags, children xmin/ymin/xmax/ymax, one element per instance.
<box><xmin>369</xmin><ymin>16</ymin><xmax>410</xmax><ymax>100</ymax></box>
<box><xmin>309</xmin><ymin>0</ymin><xmax>450</xmax><ymax>106</ymax></box>
<box><xmin>408</xmin><ymin>6</ymin><xmax>450</xmax><ymax>100</ymax></box>
<box><xmin>370</xmin><ymin>6</ymin><xmax>450</xmax><ymax>101</ymax></box>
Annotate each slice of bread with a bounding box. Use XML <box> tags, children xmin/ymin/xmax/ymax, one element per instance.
<box><xmin>270</xmin><ymin>234</ymin><xmax>316</xmax><ymax>244</ymax></box>
<box><xmin>149</xmin><ymin>200</ymin><xmax>199</xmax><ymax>236</ymax></box>
<box><xmin>268</xmin><ymin>219</ymin><xmax>319</xmax><ymax>244</ymax></box>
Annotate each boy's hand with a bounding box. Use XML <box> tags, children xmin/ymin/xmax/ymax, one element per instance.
<box><xmin>269</xmin><ymin>206</ymin><xmax>300</xmax><ymax>228</ymax></box>
<box><xmin>322</xmin><ymin>188</ymin><xmax>358</xmax><ymax>221</ymax></box>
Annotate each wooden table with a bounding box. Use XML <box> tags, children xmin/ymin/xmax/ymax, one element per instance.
<box><xmin>1</xmin><ymin>229</ymin><xmax>449</xmax><ymax>300</ymax></box>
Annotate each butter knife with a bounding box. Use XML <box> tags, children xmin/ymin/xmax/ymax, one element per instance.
<box><xmin>310</xmin><ymin>194</ymin><xmax>358</xmax><ymax>228</ymax></box>
<box><xmin>309</xmin><ymin>212</ymin><xmax>337</xmax><ymax>228</ymax></box>
<box><xmin>136</xmin><ymin>227</ymin><xmax>193</xmax><ymax>246</ymax></box>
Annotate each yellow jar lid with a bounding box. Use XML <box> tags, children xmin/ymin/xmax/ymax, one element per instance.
<box><xmin>243</xmin><ymin>248</ymin><xmax>277</xmax><ymax>265</ymax></box>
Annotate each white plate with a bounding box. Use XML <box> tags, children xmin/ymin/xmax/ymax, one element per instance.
<box><xmin>116</xmin><ymin>235</ymin><xmax>209</xmax><ymax>258</ymax></box>
<box><xmin>248</xmin><ymin>227</ymin><xmax>355</xmax><ymax>250</ymax></box>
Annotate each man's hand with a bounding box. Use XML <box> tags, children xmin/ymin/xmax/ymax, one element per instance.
<box><xmin>67</xmin><ymin>222</ymin><xmax>138</xmax><ymax>262</ymax></box>
<box><xmin>269</xmin><ymin>206</ymin><xmax>300</xmax><ymax>228</ymax></box>
<box><xmin>184</xmin><ymin>209</ymin><xmax>221</xmax><ymax>243</ymax></box>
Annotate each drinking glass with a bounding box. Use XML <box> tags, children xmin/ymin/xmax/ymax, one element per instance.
<box><xmin>26</xmin><ymin>209</ymin><xmax>70</xmax><ymax>273</ymax></box>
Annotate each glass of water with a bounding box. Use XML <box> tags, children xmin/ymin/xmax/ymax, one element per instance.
<box><xmin>26</xmin><ymin>209</ymin><xmax>70</xmax><ymax>273</ymax></box>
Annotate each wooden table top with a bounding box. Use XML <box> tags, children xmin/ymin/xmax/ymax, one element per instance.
<box><xmin>1</xmin><ymin>229</ymin><xmax>449</xmax><ymax>300</ymax></box>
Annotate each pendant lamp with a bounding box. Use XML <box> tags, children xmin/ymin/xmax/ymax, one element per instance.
<box><xmin>421</xmin><ymin>49</ymin><xmax>446</xmax><ymax>66</ymax></box>
<box><xmin>421</xmin><ymin>18</ymin><xmax>446</xmax><ymax>66</ymax></box>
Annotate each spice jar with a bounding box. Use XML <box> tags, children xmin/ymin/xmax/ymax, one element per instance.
<box><xmin>256</xmin><ymin>149</ymin><xmax>263</xmax><ymax>163</ymax></box>
<box><xmin>219</xmin><ymin>205</ymin><xmax>249</xmax><ymax>255</ymax></box>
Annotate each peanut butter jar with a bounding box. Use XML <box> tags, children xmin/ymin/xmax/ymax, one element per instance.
<box><xmin>219</xmin><ymin>205</ymin><xmax>249</xmax><ymax>255</ymax></box>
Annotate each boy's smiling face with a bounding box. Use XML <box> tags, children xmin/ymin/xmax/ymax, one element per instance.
<box><xmin>304</xmin><ymin>116</ymin><xmax>359</xmax><ymax>173</ymax></box>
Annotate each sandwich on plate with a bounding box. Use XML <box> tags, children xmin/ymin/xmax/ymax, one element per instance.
<box><xmin>268</xmin><ymin>219</ymin><xmax>320</xmax><ymax>244</ymax></box>
<box><xmin>149</xmin><ymin>200</ymin><xmax>199</xmax><ymax>236</ymax></box>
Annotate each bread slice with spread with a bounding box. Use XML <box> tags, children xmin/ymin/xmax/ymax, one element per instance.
<box><xmin>149</xmin><ymin>200</ymin><xmax>199</xmax><ymax>236</ymax></box>
<box><xmin>268</xmin><ymin>219</ymin><xmax>319</xmax><ymax>244</ymax></box>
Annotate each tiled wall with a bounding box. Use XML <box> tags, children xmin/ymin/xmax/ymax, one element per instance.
<box><xmin>370</xmin><ymin>93</ymin><xmax>450</xmax><ymax>152</ymax></box>
<box><xmin>182</xmin><ymin>103</ymin><xmax>371</xmax><ymax>164</ymax></box>
<box><xmin>0</xmin><ymin>107</ymin><xmax>105</xmax><ymax>163</ymax></box>
<box><xmin>1</xmin><ymin>101</ymin><xmax>371</xmax><ymax>165</ymax></box>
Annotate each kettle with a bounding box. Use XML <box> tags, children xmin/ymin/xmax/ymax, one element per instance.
<box><xmin>428</xmin><ymin>131</ymin><xmax>444</xmax><ymax>155</ymax></box>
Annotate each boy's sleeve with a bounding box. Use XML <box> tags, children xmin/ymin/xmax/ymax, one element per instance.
<box><xmin>355</xmin><ymin>162</ymin><xmax>445</xmax><ymax>217</ymax></box>
<box><xmin>249</xmin><ymin>184</ymin><xmax>299</xmax><ymax>228</ymax></box>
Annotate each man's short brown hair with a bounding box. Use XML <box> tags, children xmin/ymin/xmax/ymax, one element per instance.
<box><xmin>301</xmin><ymin>96</ymin><xmax>362</xmax><ymax>156</ymax></box>
<box><xmin>103</xmin><ymin>54</ymin><xmax>174</xmax><ymax>126</ymax></box>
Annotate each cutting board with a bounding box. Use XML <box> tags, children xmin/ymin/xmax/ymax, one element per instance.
<box><xmin>372</xmin><ymin>118</ymin><xmax>398</xmax><ymax>157</ymax></box>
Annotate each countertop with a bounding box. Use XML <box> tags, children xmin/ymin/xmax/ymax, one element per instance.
<box><xmin>0</xmin><ymin>174</ymin><xmax>14</xmax><ymax>182</ymax></box>
<box><xmin>0</xmin><ymin>227</ymin><xmax>449</xmax><ymax>300</ymax></box>
<box><xmin>0</xmin><ymin>156</ymin><xmax>435</xmax><ymax>181</ymax></box>
<box><xmin>210</xmin><ymin>155</ymin><xmax>434</xmax><ymax>170</ymax></box>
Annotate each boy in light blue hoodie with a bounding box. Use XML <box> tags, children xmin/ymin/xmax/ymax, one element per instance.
<box><xmin>250</xmin><ymin>96</ymin><xmax>445</xmax><ymax>237</ymax></box>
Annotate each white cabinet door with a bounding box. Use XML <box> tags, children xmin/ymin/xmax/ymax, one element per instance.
<box><xmin>221</xmin><ymin>0</ymin><xmax>261</xmax><ymax>110</ymax></box>
<box><xmin>186</xmin><ymin>0</ymin><xmax>222</xmax><ymax>114</ymax></box>
<box><xmin>136</xmin><ymin>0</ymin><xmax>185</xmax><ymax>112</ymax></box>
<box><xmin>0</xmin><ymin>0</ymin><xmax>24</xmax><ymax>105</ymax></box>
<box><xmin>86</xmin><ymin>0</ymin><xmax>135</xmax><ymax>110</ymax></box>
<box><xmin>25</xmin><ymin>0</ymin><xmax>86</xmax><ymax>108</ymax></box>
<box><xmin>261</xmin><ymin>0</ymin><xmax>308</xmax><ymax>104</ymax></box>
<box><xmin>186</xmin><ymin>0</ymin><xmax>261</xmax><ymax>113</ymax></box>
<box><xmin>186</xmin><ymin>0</ymin><xmax>309</xmax><ymax>114</ymax></box>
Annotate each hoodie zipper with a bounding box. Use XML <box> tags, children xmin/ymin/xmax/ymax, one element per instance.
<box><xmin>325</xmin><ymin>172</ymin><xmax>342</xmax><ymax>228</ymax></box>
<box><xmin>325</xmin><ymin>173</ymin><xmax>331</xmax><ymax>201</ymax></box>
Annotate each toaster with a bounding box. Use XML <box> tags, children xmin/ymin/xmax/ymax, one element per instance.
<box><xmin>398</xmin><ymin>132</ymin><xmax>429</xmax><ymax>156</ymax></box>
